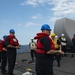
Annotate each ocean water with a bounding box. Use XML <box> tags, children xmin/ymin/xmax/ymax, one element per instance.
<box><xmin>17</xmin><ymin>45</ymin><xmax>30</xmax><ymax>53</ymax></box>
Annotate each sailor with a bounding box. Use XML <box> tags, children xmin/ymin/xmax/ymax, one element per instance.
<box><xmin>71</xmin><ymin>34</ymin><xmax>75</xmax><ymax>58</ymax></box>
<box><xmin>29</xmin><ymin>38</ymin><xmax>36</xmax><ymax>62</ymax></box>
<box><xmin>0</xmin><ymin>39</ymin><xmax>2</xmax><ymax>69</ymax></box>
<box><xmin>1</xmin><ymin>35</ymin><xmax>8</xmax><ymax>74</ymax></box>
<box><xmin>34</xmin><ymin>24</ymin><xmax>64</xmax><ymax>75</ymax></box>
<box><xmin>59</xmin><ymin>34</ymin><xmax>67</xmax><ymax>57</ymax></box>
<box><xmin>51</xmin><ymin>33</ymin><xmax>61</xmax><ymax>67</ymax></box>
<box><xmin>5</xmin><ymin>29</ymin><xmax>20</xmax><ymax>75</ymax></box>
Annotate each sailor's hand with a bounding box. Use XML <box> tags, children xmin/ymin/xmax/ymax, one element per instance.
<box><xmin>3</xmin><ymin>48</ymin><xmax>7</xmax><ymax>51</ymax></box>
<box><xmin>8</xmin><ymin>45</ymin><xmax>12</xmax><ymax>47</ymax></box>
<box><xmin>8</xmin><ymin>45</ymin><xmax>15</xmax><ymax>48</ymax></box>
<box><xmin>16</xmin><ymin>45</ymin><xmax>20</xmax><ymax>49</ymax></box>
<box><xmin>59</xmin><ymin>49</ymin><xmax>62</xmax><ymax>51</ymax></box>
<box><xmin>58</xmin><ymin>50</ymin><xmax>64</xmax><ymax>54</ymax></box>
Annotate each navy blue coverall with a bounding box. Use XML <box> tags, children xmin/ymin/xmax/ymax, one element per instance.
<box><xmin>35</xmin><ymin>36</ymin><xmax>54</xmax><ymax>75</ymax></box>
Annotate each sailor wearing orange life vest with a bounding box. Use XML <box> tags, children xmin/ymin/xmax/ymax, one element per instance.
<box><xmin>1</xmin><ymin>35</ymin><xmax>8</xmax><ymax>74</ymax></box>
<box><xmin>5</xmin><ymin>29</ymin><xmax>20</xmax><ymax>75</ymax></box>
<box><xmin>0</xmin><ymin>39</ymin><xmax>2</xmax><ymax>68</ymax></box>
<box><xmin>34</xmin><ymin>24</ymin><xmax>64</xmax><ymax>75</ymax></box>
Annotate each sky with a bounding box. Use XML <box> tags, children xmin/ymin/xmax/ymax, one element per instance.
<box><xmin>0</xmin><ymin>0</ymin><xmax>75</xmax><ymax>45</ymax></box>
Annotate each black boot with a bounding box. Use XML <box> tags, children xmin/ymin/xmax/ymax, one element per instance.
<box><xmin>57</xmin><ymin>61</ymin><xmax>60</xmax><ymax>67</ymax></box>
<box><xmin>1</xmin><ymin>70</ymin><xmax>8</xmax><ymax>74</ymax></box>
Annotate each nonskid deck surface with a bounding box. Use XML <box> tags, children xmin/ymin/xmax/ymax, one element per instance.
<box><xmin>0</xmin><ymin>52</ymin><xmax>75</xmax><ymax>75</ymax></box>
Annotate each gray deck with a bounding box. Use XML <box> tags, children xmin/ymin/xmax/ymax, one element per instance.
<box><xmin>0</xmin><ymin>52</ymin><xmax>75</xmax><ymax>75</ymax></box>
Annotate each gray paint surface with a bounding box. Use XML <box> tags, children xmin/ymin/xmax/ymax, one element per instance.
<box><xmin>54</xmin><ymin>18</ymin><xmax>75</xmax><ymax>46</ymax></box>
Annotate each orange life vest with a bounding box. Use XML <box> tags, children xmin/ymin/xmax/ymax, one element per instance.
<box><xmin>0</xmin><ymin>41</ymin><xmax>3</xmax><ymax>51</ymax></box>
<box><xmin>34</xmin><ymin>33</ymin><xmax>55</xmax><ymax>54</ymax></box>
<box><xmin>7</xmin><ymin>35</ymin><xmax>19</xmax><ymax>46</ymax></box>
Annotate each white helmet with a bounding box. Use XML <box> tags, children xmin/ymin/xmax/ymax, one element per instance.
<box><xmin>61</xmin><ymin>34</ymin><xmax>64</xmax><ymax>36</ymax></box>
<box><xmin>31</xmin><ymin>38</ymin><xmax>33</xmax><ymax>39</ymax></box>
<box><xmin>55</xmin><ymin>36</ymin><xmax>58</xmax><ymax>38</ymax></box>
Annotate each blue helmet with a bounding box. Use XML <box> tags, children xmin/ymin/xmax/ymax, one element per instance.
<box><xmin>9</xmin><ymin>29</ymin><xmax>15</xmax><ymax>34</ymax></box>
<box><xmin>41</xmin><ymin>24</ymin><xmax>51</xmax><ymax>31</ymax></box>
<box><xmin>3</xmin><ymin>35</ymin><xmax>7</xmax><ymax>39</ymax></box>
<box><xmin>73</xmin><ymin>34</ymin><xmax>75</xmax><ymax>36</ymax></box>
